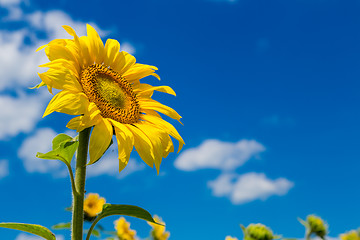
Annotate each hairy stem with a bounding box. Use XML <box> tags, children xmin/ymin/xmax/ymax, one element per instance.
<box><xmin>71</xmin><ymin>127</ymin><xmax>91</xmax><ymax>240</ymax></box>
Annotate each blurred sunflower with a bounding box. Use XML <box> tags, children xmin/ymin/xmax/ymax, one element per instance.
<box><xmin>37</xmin><ymin>24</ymin><xmax>184</xmax><ymax>173</ymax></box>
<box><xmin>114</xmin><ymin>217</ymin><xmax>137</xmax><ymax>240</ymax></box>
<box><xmin>148</xmin><ymin>215</ymin><xmax>170</xmax><ymax>240</ymax></box>
<box><xmin>83</xmin><ymin>193</ymin><xmax>105</xmax><ymax>218</ymax></box>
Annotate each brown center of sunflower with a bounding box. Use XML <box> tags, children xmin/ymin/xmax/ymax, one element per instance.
<box><xmin>80</xmin><ymin>64</ymin><xmax>140</xmax><ymax>124</ymax></box>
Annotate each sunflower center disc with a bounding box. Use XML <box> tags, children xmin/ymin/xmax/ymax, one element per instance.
<box><xmin>80</xmin><ymin>64</ymin><xmax>140</xmax><ymax>124</ymax></box>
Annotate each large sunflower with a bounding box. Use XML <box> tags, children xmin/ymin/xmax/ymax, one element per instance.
<box><xmin>37</xmin><ymin>24</ymin><xmax>184</xmax><ymax>173</ymax></box>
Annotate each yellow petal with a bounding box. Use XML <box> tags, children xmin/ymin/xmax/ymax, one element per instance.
<box><xmin>87</xmin><ymin>24</ymin><xmax>105</xmax><ymax>64</ymax></box>
<box><xmin>133</xmin><ymin>83</ymin><xmax>176</xmax><ymax>97</ymax></box>
<box><xmin>104</xmin><ymin>39</ymin><xmax>120</xmax><ymax>67</ymax></box>
<box><xmin>43</xmin><ymin>91</ymin><xmax>88</xmax><ymax>117</ymax></box>
<box><xmin>39</xmin><ymin>69</ymin><xmax>82</xmax><ymax>93</ymax></box>
<box><xmin>112</xmin><ymin>51</ymin><xmax>136</xmax><ymax>75</ymax></box>
<box><xmin>66</xmin><ymin>116</ymin><xmax>95</xmax><ymax>132</ymax></box>
<box><xmin>123</xmin><ymin>63</ymin><xmax>159</xmax><ymax>82</ymax></box>
<box><xmin>141</xmin><ymin>113</ymin><xmax>184</xmax><ymax>152</ymax></box>
<box><xmin>161</xmin><ymin>133</ymin><xmax>174</xmax><ymax>158</ymax></box>
<box><xmin>108</xmin><ymin>119</ymin><xmax>136</xmax><ymax>171</ymax></box>
<box><xmin>45</xmin><ymin>44</ymin><xmax>79</xmax><ymax>66</ymax></box>
<box><xmin>62</xmin><ymin>25</ymin><xmax>80</xmax><ymax>47</ymax></box>
<box><xmin>89</xmin><ymin>118</ymin><xmax>113</xmax><ymax>164</ymax></box>
<box><xmin>39</xmin><ymin>57</ymin><xmax>80</xmax><ymax>77</ymax></box>
<box><xmin>134</xmin><ymin>123</ymin><xmax>163</xmax><ymax>173</ymax></box>
<box><xmin>81</xmin><ymin>102</ymin><xmax>102</xmax><ymax>125</ymax></box>
<box><xmin>79</xmin><ymin>36</ymin><xmax>93</xmax><ymax>68</ymax></box>
<box><xmin>126</xmin><ymin>124</ymin><xmax>155</xmax><ymax>168</ymax></box>
<box><xmin>114</xmin><ymin>127</ymin><xmax>134</xmax><ymax>172</ymax></box>
<box><xmin>139</xmin><ymin>98</ymin><xmax>182</xmax><ymax>122</ymax></box>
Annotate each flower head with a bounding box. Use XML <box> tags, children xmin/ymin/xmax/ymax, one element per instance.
<box><xmin>148</xmin><ymin>215</ymin><xmax>170</xmax><ymax>240</ymax></box>
<box><xmin>241</xmin><ymin>224</ymin><xmax>275</xmax><ymax>240</ymax></box>
<box><xmin>37</xmin><ymin>24</ymin><xmax>184</xmax><ymax>173</ymax></box>
<box><xmin>114</xmin><ymin>217</ymin><xmax>137</xmax><ymax>240</ymax></box>
<box><xmin>306</xmin><ymin>215</ymin><xmax>327</xmax><ymax>239</ymax></box>
<box><xmin>340</xmin><ymin>230</ymin><xmax>360</xmax><ymax>240</ymax></box>
<box><xmin>83</xmin><ymin>193</ymin><xmax>105</xmax><ymax>218</ymax></box>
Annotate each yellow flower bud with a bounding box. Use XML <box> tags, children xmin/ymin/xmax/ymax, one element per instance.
<box><xmin>306</xmin><ymin>215</ymin><xmax>327</xmax><ymax>238</ymax></box>
<box><xmin>242</xmin><ymin>223</ymin><xmax>274</xmax><ymax>240</ymax></box>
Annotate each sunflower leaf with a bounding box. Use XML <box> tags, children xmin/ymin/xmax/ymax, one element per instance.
<box><xmin>0</xmin><ymin>222</ymin><xmax>56</xmax><ymax>240</ymax></box>
<box><xmin>84</xmin><ymin>228</ymin><xmax>101</xmax><ymax>237</ymax></box>
<box><xmin>36</xmin><ymin>133</ymin><xmax>79</xmax><ymax>165</ymax></box>
<box><xmin>52</xmin><ymin>222</ymin><xmax>71</xmax><ymax>230</ymax></box>
<box><xmin>85</xmin><ymin>204</ymin><xmax>159</xmax><ymax>240</ymax></box>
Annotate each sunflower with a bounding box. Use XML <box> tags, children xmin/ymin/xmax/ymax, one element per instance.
<box><xmin>36</xmin><ymin>24</ymin><xmax>184</xmax><ymax>173</ymax></box>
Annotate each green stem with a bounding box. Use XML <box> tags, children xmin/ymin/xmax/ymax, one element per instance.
<box><xmin>71</xmin><ymin>127</ymin><xmax>91</xmax><ymax>240</ymax></box>
<box><xmin>306</xmin><ymin>231</ymin><xmax>311</xmax><ymax>240</ymax></box>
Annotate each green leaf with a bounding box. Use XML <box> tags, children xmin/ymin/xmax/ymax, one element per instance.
<box><xmin>298</xmin><ymin>217</ymin><xmax>308</xmax><ymax>228</ymax></box>
<box><xmin>52</xmin><ymin>222</ymin><xmax>71</xmax><ymax>230</ymax></box>
<box><xmin>85</xmin><ymin>228</ymin><xmax>101</xmax><ymax>237</ymax></box>
<box><xmin>240</xmin><ymin>224</ymin><xmax>246</xmax><ymax>233</ymax></box>
<box><xmin>36</xmin><ymin>133</ymin><xmax>79</xmax><ymax>166</ymax></box>
<box><xmin>0</xmin><ymin>222</ymin><xmax>56</xmax><ymax>240</ymax></box>
<box><xmin>86</xmin><ymin>204</ymin><xmax>158</xmax><ymax>240</ymax></box>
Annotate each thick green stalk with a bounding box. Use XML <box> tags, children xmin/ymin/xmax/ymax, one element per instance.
<box><xmin>71</xmin><ymin>128</ymin><xmax>91</xmax><ymax>240</ymax></box>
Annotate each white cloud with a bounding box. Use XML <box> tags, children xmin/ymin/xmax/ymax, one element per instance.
<box><xmin>0</xmin><ymin>0</ymin><xmax>23</xmax><ymax>6</ymax></box>
<box><xmin>0</xmin><ymin>4</ymin><xmax>112</xmax><ymax>141</ymax></box>
<box><xmin>15</xmin><ymin>233</ymin><xmax>64</xmax><ymax>240</ymax></box>
<box><xmin>0</xmin><ymin>29</ymin><xmax>48</xmax><ymax>90</ymax></box>
<box><xmin>174</xmin><ymin>139</ymin><xmax>265</xmax><ymax>171</ymax></box>
<box><xmin>87</xmin><ymin>144</ymin><xmax>145</xmax><ymax>178</ymax></box>
<box><xmin>120</xmin><ymin>42</ymin><xmax>136</xmax><ymax>55</ymax></box>
<box><xmin>0</xmin><ymin>159</ymin><xmax>9</xmax><ymax>178</ymax></box>
<box><xmin>0</xmin><ymin>90</ymin><xmax>49</xmax><ymax>140</ymax></box>
<box><xmin>208</xmin><ymin>172</ymin><xmax>294</xmax><ymax>204</ymax></box>
<box><xmin>18</xmin><ymin>128</ymin><xmax>68</xmax><ymax>176</ymax></box>
<box><xmin>25</xmin><ymin>10</ymin><xmax>106</xmax><ymax>40</ymax></box>
<box><xmin>0</xmin><ymin>10</ymin><xmax>105</xmax><ymax>91</ymax></box>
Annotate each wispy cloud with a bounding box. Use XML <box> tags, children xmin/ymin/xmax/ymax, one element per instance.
<box><xmin>208</xmin><ymin>172</ymin><xmax>294</xmax><ymax>204</ymax></box>
<box><xmin>0</xmin><ymin>159</ymin><xmax>9</xmax><ymax>178</ymax></box>
<box><xmin>0</xmin><ymin>90</ymin><xmax>49</xmax><ymax>140</ymax></box>
<box><xmin>174</xmin><ymin>139</ymin><xmax>265</xmax><ymax>171</ymax></box>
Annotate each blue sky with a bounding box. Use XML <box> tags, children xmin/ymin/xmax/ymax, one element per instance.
<box><xmin>0</xmin><ymin>0</ymin><xmax>360</xmax><ymax>239</ymax></box>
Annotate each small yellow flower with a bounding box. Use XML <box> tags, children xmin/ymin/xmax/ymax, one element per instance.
<box><xmin>306</xmin><ymin>215</ymin><xmax>327</xmax><ymax>239</ymax></box>
<box><xmin>37</xmin><ymin>24</ymin><xmax>184</xmax><ymax>174</ymax></box>
<box><xmin>83</xmin><ymin>193</ymin><xmax>105</xmax><ymax>217</ymax></box>
<box><xmin>148</xmin><ymin>215</ymin><xmax>170</xmax><ymax>240</ymax></box>
<box><xmin>225</xmin><ymin>236</ymin><xmax>239</xmax><ymax>240</ymax></box>
<box><xmin>114</xmin><ymin>217</ymin><xmax>137</xmax><ymax>240</ymax></box>
<box><xmin>340</xmin><ymin>230</ymin><xmax>360</xmax><ymax>240</ymax></box>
